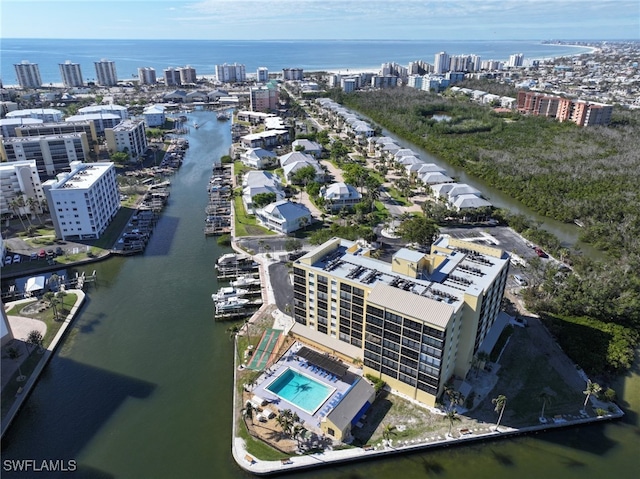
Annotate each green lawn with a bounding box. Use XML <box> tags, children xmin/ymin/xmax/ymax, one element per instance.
<box><xmin>233</xmin><ymin>195</ymin><xmax>275</xmax><ymax>237</ymax></box>
<box><xmin>385</xmin><ymin>187</ymin><xmax>412</xmax><ymax>206</ymax></box>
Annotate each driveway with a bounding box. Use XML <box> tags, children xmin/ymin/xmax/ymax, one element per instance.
<box><xmin>268</xmin><ymin>262</ymin><xmax>294</xmax><ymax>313</ymax></box>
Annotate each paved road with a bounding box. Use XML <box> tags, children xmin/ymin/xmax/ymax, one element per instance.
<box><xmin>268</xmin><ymin>262</ymin><xmax>294</xmax><ymax>313</ymax></box>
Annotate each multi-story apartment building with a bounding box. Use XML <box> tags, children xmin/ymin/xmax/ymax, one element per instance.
<box><xmin>14</xmin><ymin>61</ymin><xmax>42</xmax><ymax>89</ymax></box>
<box><xmin>77</xmin><ymin>104</ymin><xmax>129</xmax><ymax>121</ymax></box>
<box><xmin>163</xmin><ymin>67</ymin><xmax>181</xmax><ymax>86</ymax></box>
<box><xmin>434</xmin><ymin>52</ymin><xmax>450</xmax><ymax>74</ymax></box>
<box><xmin>507</xmin><ymin>53</ymin><xmax>524</xmax><ymax>68</ymax></box>
<box><xmin>94</xmin><ymin>59</ymin><xmax>118</xmax><ymax>86</ymax></box>
<box><xmin>59</xmin><ymin>61</ymin><xmax>84</xmax><ymax>88</ymax></box>
<box><xmin>0</xmin><ymin>160</ymin><xmax>45</xmax><ymax>216</ymax></box>
<box><xmin>14</xmin><ymin>120</ymin><xmax>98</xmax><ymax>157</ymax></box>
<box><xmin>104</xmin><ymin>119</ymin><xmax>147</xmax><ymax>160</ymax></box>
<box><xmin>517</xmin><ymin>92</ymin><xmax>612</xmax><ymax>126</ymax></box>
<box><xmin>257</xmin><ymin>67</ymin><xmax>269</xmax><ymax>83</ymax></box>
<box><xmin>291</xmin><ymin>236</ymin><xmax>509</xmax><ymax>407</ymax></box>
<box><xmin>5</xmin><ymin>108</ymin><xmax>63</xmax><ymax>123</ymax></box>
<box><xmin>249</xmin><ymin>85</ymin><xmax>279</xmax><ymax>112</ymax></box>
<box><xmin>215</xmin><ymin>63</ymin><xmax>247</xmax><ymax>83</ymax></box>
<box><xmin>138</xmin><ymin>67</ymin><xmax>157</xmax><ymax>85</ymax></box>
<box><xmin>371</xmin><ymin>75</ymin><xmax>399</xmax><ymax>89</ymax></box>
<box><xmin>282</xmin><ymin>68</ymin><xmax>304</xmax><ymax>81</ymax></box>
<box><xmin>1</xmin><ymin>133</ymin><xmax>90</xmax><ymax>177</ymax></box>
<box><xmin>178</xmin><ymin>66</ymin><xmax>197</xmax><ymax>84</ymax></box>
<box><xmin>43</xmin><ymin>161</ymin><xmax>120</xmax><ymax>241</ymax></box>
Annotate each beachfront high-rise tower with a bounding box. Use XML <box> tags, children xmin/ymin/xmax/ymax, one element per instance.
<box><xmin>14</xmin><ymin>60</ymin><xmax>42</xmax><ymax>89</ymax></box>
<box><xmin>59</xmin><ymin>61</ymin><xmax>84</xmax><ymax>87</ymax></box>
<box><xmin>94</xmin><ymin>59</ymin><xmax>118</xmax><ymax>86</ymax></box>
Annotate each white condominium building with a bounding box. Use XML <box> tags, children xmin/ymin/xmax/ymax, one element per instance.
<box><xmin>215</xmin><ymin>63</ymin><xmax>247</xmax><ymax>83</ymax></box>
<box><xmin>257</xmin><ymin>67</ymin><xmax>269</xmax><ymax>83</ymax></box>
<box><xmin>434</xmin><ymin>51</ymin><xmax>450</xmax><ymax>74</ymax></box>
<box><xmin>94</xmin><ymin>59</ymin><xmax>118</xmax><ymax>86</ymax></box>
<box><xmin>59</xmin><ymin>61</ymin><xmax>84</xmax><ymax>87</ymax></box>
<box><xmin>14</xmin><ymin>61</ymin><xmax>42</xmax><ymax>89</ymax></box>
<box><xmin>6</xmin><ymin>108</ymin><xmax>64</xmax><ymax>122</ymax></box>
<box><xmin>1</xmin><ymin>133</ymin><xmax>90</xmax><ymax>177</ymax></box>
<box><xmin>291</xmin><ymin>236</ymin><xmax>510</xmax><ymax>407</ymax></box>
<box><xmin>138</xmin><ymin>67</ymin><xmax>157</xmax><ymax>85</ymax></box>
<box><xmin>0</xmin><ymin>160</ymin><xmax>45</xmax><ymax>216</ymax></box>
<box><xmin>179</xmin><ymin>66</ymin><xmax>197</xmax><ymax>84</ymax></box>
<box><xmin>43</xmin><ymin>161</ymin><xmax>120</xmax><ymax>241</ymax></box>
<box><xmin>105</xmin><ymin>120</ymin><xmax>147</xmax><ymax>160</ymax></box>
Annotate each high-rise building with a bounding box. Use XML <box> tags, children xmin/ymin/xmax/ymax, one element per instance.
<box><xmin>291</xmin><ymin>236</ymin><xmax>509</xmax><ymax>407</ymax></box>
<box><xmin>14</xmin><ymin>61</ymin><xmax>42</xmax><ymax>89</ymax></box>
<box><xmin>507</xmin><ymin>53</ymin><xmax>524</xmax><ymax>68</ymax></box>
<box><xmin>434</xmin><ymin>52</ymin><xmax>450</xmax><ymax>74</ymax></box>
<box><xmin>178</xmin><ymin>65</ymin><xmax>197</xmax><ymax>84</ymax></box>
<box><xmin>138</xmin><ymin>67</ymin><xmax>157</xmax><ymax>85</ymax></box>
<box><xmin>59</xmin><ymin>61</ymin><xmax>84</xmax><ymax>87</ymax></box>
<box><xmin>257</xmin><ymin>67</ymin><xmax>269</xmax><ymax>83</ymax></box>
<box><xmin>215</xmin><ymin>63</ymin><xmax>247</xmax><ymax>83</ymax></box>
<box><xmin>94</xmin><ymin>59</ymin><xmax>118</xmax><ymax>86</ymax></box>
<box><xmin>282</xmin><ymin>68</ymin><xmax>304</xmax><ymax>81</ymax></box>
<box><xmin>43</xmin><ymin>161</ymin><xmax>120</xmax><ymax>241</ymax></box>
<box><xmin>163</xmin><ymin>68</ymin><xmax>181</xmax><ymax>86</ymax></box>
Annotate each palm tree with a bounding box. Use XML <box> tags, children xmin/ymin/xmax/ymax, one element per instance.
<box><xmin>7</xmin><ymin>346</ymin><xmax>26</xmax><ymax>382</ymax></box>
<box><xmin>492</xmin><ymin>394</ymin><xmax>507</xmax><ymax>431</ymax></box>
<box><xmin>381</xmin><ymin>423</ymin><xmax>397</xmax><ymax>445</ymax></box>
<box><xmin>276</xmin><ymin>409</ymin><xmax>295</xmax><ymax>437</ymax></box>
<box><xmin>292</xmin><ymin>423</ymin><xmax>307</xmax><ymax>449</ymax></box>
<box><xmin>43</xmin><ymin>292</ymin><xmax>60</xmax><ymax>321</ymax></box>
<box><xmin>443</xmin><ymin>409</ymin><xmax>461</xmax><ymax>436</ymax></box>
<box><xmin>539</xmin><ymin>389</ymin><xmax>553</xmax><ymax>421</ymax></box>
<box><xmin>227</xmin><ymin>324</ymin><xmax>242</xmax><ymax>362</ymax></box>
<box><xmin>56</xmin><ymin>290</ymin><xmax>68</xmax><ymax>314</ymax></box>
<box><xmin>26</xmin><ymin>196</ymin><xmax>43</xmax><ymax>224</ymax></box>
<box><xmin>582</xmin><ymin>380</ymin><xmax>602</xmax><ymax>412</ymax></box>
<box><xmin>9</xmin><ymin>197</ymin><xmax>27</xmax><ymax>231</ymax></box>
<box><xmin>242</xmin><ymin>401</ymin><xmax>257</xmax><ymax>426</ymax></box>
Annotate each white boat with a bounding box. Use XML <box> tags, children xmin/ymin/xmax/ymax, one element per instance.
<box><xmin>231</xmin><ymin>275</ymin><xmax>261</xmax><ymax>288</ymax></box>
<box><xmin>216</xmin><ymin>253</ymin><xmax>249</xmax><ymax>266</ymax></box>
<box><xmin>216</xmin><ymin>296</ymin><xmax>250</xmax><ymax>312</ymax></box>
<box><xmin>212</xmin><ymin>286</ymin><xmax>249</xmax><ymax>302</ymax></box>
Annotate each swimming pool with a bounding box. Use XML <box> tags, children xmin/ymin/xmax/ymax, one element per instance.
<box><xmin>266</xmin><ymin>368</ymin><xmax>335</xmax><ymax>414</ymax></box>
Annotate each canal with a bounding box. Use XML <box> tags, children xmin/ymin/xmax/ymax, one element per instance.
<box><xmin>2</xmin><ymin>111</ymin><xmax>638</xmax><ymax>478</ymax></box>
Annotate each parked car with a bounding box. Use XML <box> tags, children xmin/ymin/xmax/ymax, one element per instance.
<box><xmin>13</xmin><ymin>254</ymin><xmax>21</xmax><ymax>263</ymax></box>
<box><xmin>4</xmin><ymin>255</ymin><xmax>12</xmax><ymax>265</ymax></box>
<box><xmin>55</xmin><ymin>246</ymin><xmax>64</xmax><ymax>256</ymax></box>
<box><xmin>30</xmin><ymin>252</ymin><xmax>38</xmax><ymax>261</ymax></box>
<box><xmin>511</xmin><ymin>316</ymin><xmax>529</xmax><ymax>328</ymax></box>
<box><xmin>38</xmin><ymin>249</ymin><xmax>47</xmax><ymax>259</ymax></box>
<box><xmin>534</xmin><ymin>247</ymin><xmax>548</xmax><ymax>258</ymax></box>
<box><xmin>513</xmin><ymin>274</ymin><xmax>528</xmax><ymax>286</ymax></box>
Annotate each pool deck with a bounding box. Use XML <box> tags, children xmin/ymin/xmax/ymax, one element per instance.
<box><xmin>248</xmin><ymin>342</ymin><xmax>356</xmax><ymax>434</ymax></box>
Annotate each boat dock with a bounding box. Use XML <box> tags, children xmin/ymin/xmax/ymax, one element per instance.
<box><xmin>204</xmin><ymin>163</ymin><xmax>233</xmax><ymax>236</ymax></box>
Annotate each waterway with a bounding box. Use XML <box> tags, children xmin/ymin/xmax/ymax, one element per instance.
<box><xmin>2</xmin><ymin>111</ymin><xmax>638</xmax><ymax>478</ymax></box>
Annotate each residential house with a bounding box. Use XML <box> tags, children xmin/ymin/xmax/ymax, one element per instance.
<box><xmin>242</xmin><ymin>171</ymin><xmax>285</xmax><ymax>213</ymax></box>
<box><xmin>320</xmin><ymin>182</ymin><xmax>362</xmax><ymax>211</ymax></box>
<box><xmin>255</xmin><ymin>200</ymin><xmax>312</xmax><ymax>234</ymax></box>
<box><xmin>240</xmin><ymin>148</ymin><xmax>277</xmax><ymax>170</ymax></box>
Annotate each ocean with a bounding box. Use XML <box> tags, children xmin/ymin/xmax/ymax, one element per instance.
<box><xmin>1</xmin><ymin>38</ymin><xmax>594</xmax><ymax>85</ymax></box>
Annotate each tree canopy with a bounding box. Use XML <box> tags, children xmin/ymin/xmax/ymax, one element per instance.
<box><xmin>396</xmin><ymin>216</ymin><xmax>440</xmax><ymax>248</ymax></box>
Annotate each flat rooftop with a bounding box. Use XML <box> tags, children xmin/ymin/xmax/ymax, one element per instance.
<box><xmin>299</xmin><ymin>238</ymin><xmax>509</xmax><ymax>313</ymax></box>
<box><xmin>54</xmin><ymin>163</ymin><xmax>113</xmax><ymax>190</ymax></box>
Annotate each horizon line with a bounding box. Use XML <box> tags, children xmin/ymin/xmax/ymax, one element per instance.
<box><xmin>2</xmin><ymin>37</ymin><xmax>635</xmax><ymax>42</ymax></box>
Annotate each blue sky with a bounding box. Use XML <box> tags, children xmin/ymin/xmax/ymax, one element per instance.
<box><xmin>2</xmin><ymin>0</ymin><xmax>638</xmax><ymax>40</ymax></box>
